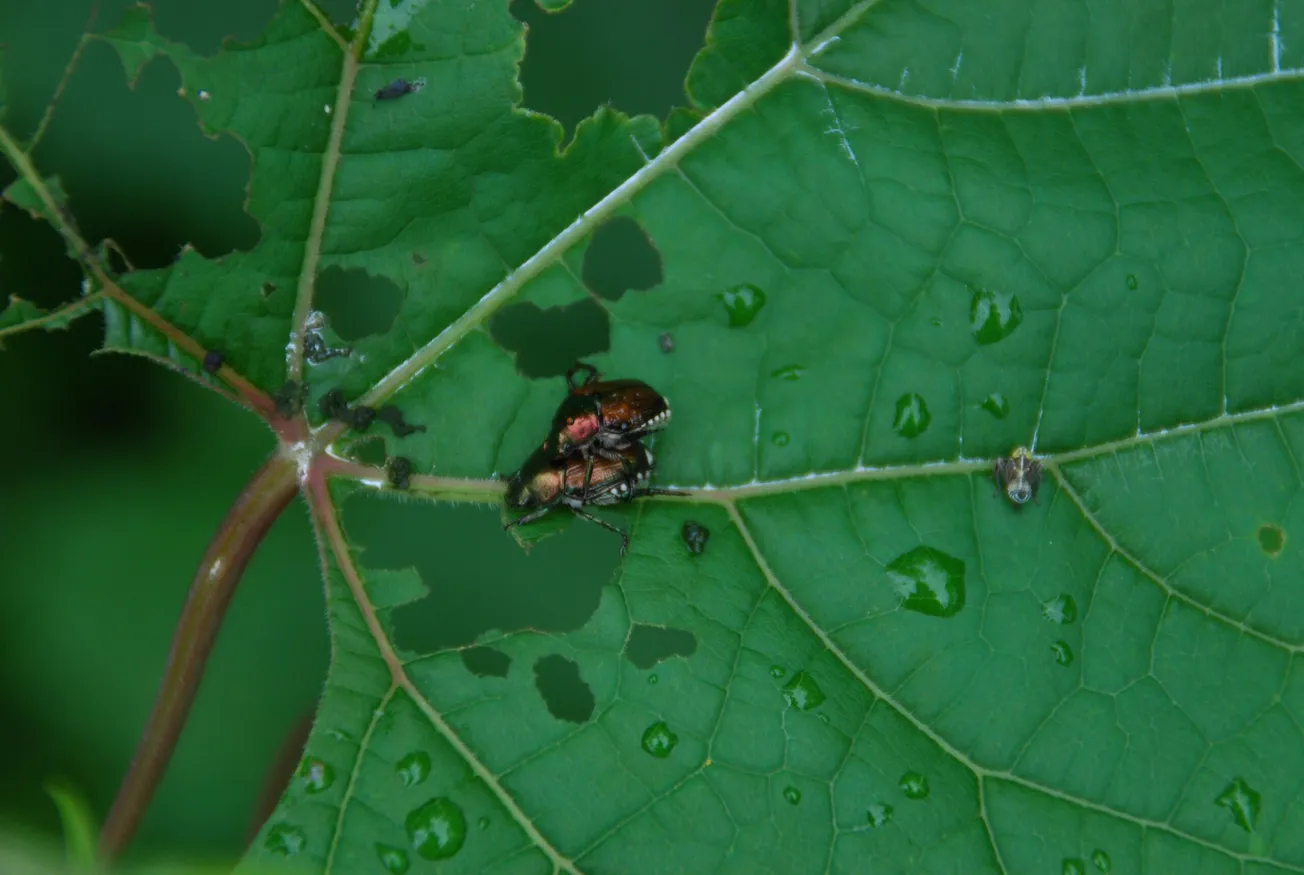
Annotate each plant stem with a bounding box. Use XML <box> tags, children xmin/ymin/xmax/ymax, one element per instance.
<box><xmin>98</xmin><ymin>453</ymin><xmax>301</xmax><ymax>859</ymax></box>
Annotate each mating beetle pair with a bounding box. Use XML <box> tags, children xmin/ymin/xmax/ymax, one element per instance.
<box><xmin>503</xmin><ymin>362</ymin><xmax>681</xmax><ymax>553</ymax></box>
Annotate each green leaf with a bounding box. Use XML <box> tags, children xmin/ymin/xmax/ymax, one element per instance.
<box><xmin>44</xmin><ymin>779</ymin><xmax>99</xmax><ymax>867</ymax></box>
<box><xmin>10</xmin><ymin>0</ymin><xmax>1304</xmax><ymax>872</ymax></box>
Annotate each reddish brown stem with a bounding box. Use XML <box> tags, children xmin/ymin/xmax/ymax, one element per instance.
<box><xmin>98</xmin><ymin>453</ymin><xmax>300</xmax><ymax>860</ymax></box>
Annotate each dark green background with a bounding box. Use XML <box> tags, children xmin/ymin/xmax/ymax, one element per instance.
<box><xmin>0</xmin><ymin>0</ymin><xmax>711</xmax><ymax>865</ymax></box>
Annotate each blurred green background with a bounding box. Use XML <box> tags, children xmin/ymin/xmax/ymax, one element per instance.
<box><xmin>0</xmin><ymin>0</ymin><xmax>712</xmax><ymax>866</ymax></box>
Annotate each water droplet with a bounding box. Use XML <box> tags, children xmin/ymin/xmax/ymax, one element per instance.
<box><xmin>681</xmin><ymin>520</ymin><xmax>710</xmax><ymax>554</ymax></box>
<box><xmin>1216</xmin><ymin>777</ymin><xmax>1261</xmax><ymax>832</ymax></box>
<box><xmin>648</xmin><ymin>674</ymin><xmax>659</xmax><ymax>685</ymax></box>
<box><xmin>892</xmin><ymin>393</ymin><xmax>931</xmax><ymax>438</ymax></box>
<box><xmin>771</xmin><ymin>365</ymin><xmax>804</xmax><ymax>381</ymax></box>
<box><xmin>980</xmin><ymin>392</ymin><xmax>1009</xmax><ymax>419</ymax></box>
<box><xmin>782</xmin><ymin>671</ymin><xmax>826</xmax><ymax>711</ymax></box>
<box><xmin>396</xmin><ymin>751</ymin><xmax>431</xmax><ymax>787</ymax></box>
<box><xmin>1258</xmin><ymin>524</ymin><xmax>1285</xmax><ymax>556</ymax></box>
<box><xmin>1091</xmin><ymin>849</ymin><xmax>1111</xmax><ymax>872</ymax></box>
<box><xmin>264</xmin><ymin>823</ymin><xmax>305</xmax><ymax>856</ymax></box>
<box><xmin>1043</xmin><ymin>594</ymin><xmax>1078</xmax><ymax>625</ymax></box>
<box><xmin>782</xmin><ymin>785</ymin><xmax>802</xmax><ymax>804</ymax></box>
<box><xmin>887</xmin><ymin>546</ymin><xmax>966</xmax><ymax>618</ymax></box>
<box><xmin>298</xmin><ymin>757</ymin><xmax>334</xmax><ymax>794</ymax></box>
<box><xmin>1126</xmin><ymin>274</ymin><xmax>1138</xmax><ymax>290</ymax></box>
<box><xmin>376</xmin><ymin>844</ymin><xmax>409</xmax><ymax>874</ymax></box>
<box><xmin>899</xmin><ymin>771</ymin><xmax>929</xmax><ymax>799</ymax></box>
<box><xmin>1051</xmin><ymin>640</ymin><xmax>1075</xmax><ymax>666</ymax></box>
<box><xmin>719</xmin><ymin>283</ymin><xmax>766</xmax><ymax>327</ymax></box>
<box><xmin>659</xmin><ymin>332</ymin><xmax>674</xmax><ymax>353</ymax></box>
<box><xmin>866</xmin><ymin>803</ymin><xmax>893</xmax><ymax>827</ymax></box>
<box><xmin>969</xmin><ymin>287</ymin><xmax>1023</xmax><ymax>344</ymax></box>
<box><xmin>769</xmin><ymin>665</ymin><xmax>786</xmax><ymax>679</ymax></box>
<box><xmin>1063</xmin><ymin>859</ymin><xmax>1085</xmax><ymax>875</ymax></box>
<box><xmin>929</xmin><ymin>316</ymin><xmax>942</xmax><ymax>327</ymax></box>
<box><xmin>641</xmin><ymin>722</ymin><xmax>678</xmax><ymax>758</ymax></box>
<box><xmin>772</xmin><ymin>431</ymin><xmax>790</xmax><ymax>447</ymax></box>
<box><xmin>478</xmin><ymin>816</ymin><xmax>490</xmax><ymax>830</ymax></box>
<box><xmin>405</xmin><ymin>797</ymin><xmax>467</xmax><ymax>860</ymax></box>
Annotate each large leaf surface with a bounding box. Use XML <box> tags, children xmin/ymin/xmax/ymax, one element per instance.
<box><xmin>12</xmin><ymin>0</ymin><xmax>1304</xmax><ymax>872</ymax></box>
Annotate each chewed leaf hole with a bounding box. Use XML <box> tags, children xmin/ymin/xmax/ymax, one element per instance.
<box><xmin>462</xmin><ymin>646</ymin><xmax>510</xmax><ymax>678</ymax></box>
<box><xmin>1258</xmin><ymin>524</ymin><xmax>1285</xmax><ymax>557</ymax></box>
<box><xmin>489</xmin><ymin>299</ymin><xmax>609</xmax><ymax>378</ymax></box>
<box><xmin>624</xmin><ymin>624</ymin><xmax>697</xmax><ymax>669</ymax></box>
<box><xmin>314</xmin><ymin>267</ymin><xmax>404</xmax><ymax>341</ymax></box>
<box><xmin>581</xmin><ymin>217</ymin><xmax>663</xmax><ymax>301</ymax></box>
<box><xmin>533</xmin><ymin>654</ymin><xmax>595</xmax><ymax>723</ymax></box>
<box><xmin>510</xmin><ymin>0</ymin><xmax>715</xmax><ymax>132</ymax></box>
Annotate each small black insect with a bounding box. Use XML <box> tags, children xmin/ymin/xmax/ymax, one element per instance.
<box><xmin>993</xmin><ymin>446</ymin><xmax>1042</xmax><ymax>506</ymax></box>
<box><xmin>304</xmin><ymin>332</ymin><xmax>352</xmax><ymax>363</ymax></box>
<box><xmin>347</xmin><ymin>405</ymin><xmax>376</xmax><ymax>432</ymax></box>
<box><xmin>681</xmin><ymin>520</ymin><xmax>709</xmax><ymax>554</ymax></box>
<box><xmin>274</xmin><ymin>380</ymin><xmax>307</xmax><ymax>417</ymax></box>
<box><xmin>387</xmin><ymin>456</ymin><xmax>413</xmax><ymax>490</ymax></box>
<box><xmin>202</xmin><ymin>350</ymin><xmax>224</xmax><ymax>373</ymax></box>
<box><xmin>375</xmin><ymin>77</ymin><xmax>427</xmax><ymax>102</ymax></box>
<box><xmin>319</xmin><ymin>388</ymin><xmax>350</xmax><ymax>421</ymax></box>
<box><xmin>377</xmin><ymin>404</ymin><xmax>426</xmax><ymax>437</ymax></box>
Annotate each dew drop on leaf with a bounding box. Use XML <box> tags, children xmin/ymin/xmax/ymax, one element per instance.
<box><xmin>1051</xmin><ymin>640</ymin><xmax>1075</xmax><ymax>666</ymax></box>
<box><xmin>1126</xmin><ymin>274</ymin><xmax>1138</xmax><ymax>290</ymax></box>
<box><xmin>866</xmin><ymin>803</ymin><xmax>893</xmax><ymax>827</ymax></box>
<box><xmin>298</xmin><ymin>757</ymin><xmax>334</xmax><ymax>793</ymax></box>
<box><xmin>892</xmin><ymin>393</ymin><xmax>931</xmax><ymax>438</ymax></box>
<box><xmin>887</xmin><ymin>546</ymin><xmax>966</xmax><ymax>618</ymax></box>
<box><xmin>772</xmin><ymin>431</ymin><xmax>790</xmax><ymax>446</ymax></box>
<box><xmin>782</xmin><ymin>786</ymin><xmax>801</xmax><ymax>805</ymax></box>
<box><xmin>718</xmin><ymin>283</ymin><xmax>766</xmax><ymax>327</ymax></box>
<box><xmin>264</xmin><ymin>823</ymin><xmax>305</xmax><ymax>856</ymax></box>
<box><xmin>782</xmin><ymin>671</ymin><xmax>826</xmax><ymax>711</ymax></box>
<box><xmin>375</xmin><ymin>843</ymin><xmax>410</xmax><ymax>874</ymax></box>
<box><xmin>405</xmin><ymin>797</ymin><xmax>467</xmax><ymax>860</ymax></box>
<box><xmin>1216</xmin><ymin>777</ymin><xmax>1261</xmax><ymax>832</ymax></box>
<box><xmin>1043</xmin><ymin>594</ymin><xmax>1078</xmax><ymax>625</ymax></box>
<box><xmin>396</xmin><ymin>751</ymin><xmax>431</xmax><ymax>787</ymax></box>
<box><xmin>641</xmin><ymin>721</ymin><xmax>678</xmax><ymax>758</ymax></box>
<box><xmin>1063</xmin><ymin>859</ymin><xmax>1086</xmax><ymax>875</ymax></box>
<box><xmin>1091</xmin><ymin>849</ymin><xmax>1111</xmax><ymax>872</ymax></box>
<box><xmin>478</xmin><ymin>816</ymin><xmax>490</xmax><ymax>830</ymax></box>
<box><xmin>981</xmin><ymin>392</ymin><xmax>1010</xmax><ymax>419</ymax></box>
<box><xmin>769</xmin><ymin>665</ymin><xmax>786</xmax><ymax>679</ymax></box>
<box><xmin>969</xmin><ymin>287</ymin><xmax>1023</xmax><ymax>344</ymax></box>
<box><xmin>648</xmin><ymin>673</ymin><xmax>659</xmax><ymax>685</ymax></box>
<box><xmin>771</xmin><ymin>365</ymin><xmax>804</xmax><ymax>380</ymax></box>
<box><xmin>898</xmin><ymin>771</ymin><xmax>929</xmax><ymax>799</ymax></box>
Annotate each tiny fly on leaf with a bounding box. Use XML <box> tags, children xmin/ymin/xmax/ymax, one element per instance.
<box><xmin>374</xmin><ymin>77</ymin><xmax>427</xmax><ymax>102</ymax></box>
<box><xmin>993</xmin><ymin>446</ymin><xmax>1041</xmax><ymax>506</ymax></box>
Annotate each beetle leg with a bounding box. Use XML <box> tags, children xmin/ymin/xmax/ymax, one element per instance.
<box><xmin>570</xmin><ymin>508</ymin><xmax>630</xmax><ymax>555</ymax></box>
<box><xmin>502</xmin><ymin>506</ymin><xmax>554</xmax><ymax>532</ymax></box>
<box><xmin>635</xmin><ymin>487</ymin><xmax>689</xmax><ymax>498</ymax></box>
<box><xmin>566</xmin><ymin>361</ymin><xmax>599</xmax><ymax>391</ymax></box>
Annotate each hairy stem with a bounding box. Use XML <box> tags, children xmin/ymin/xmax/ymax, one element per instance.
<box><xmin>99</xmin><ymin>453</ymin><xmax>301</xmax><ymax>859</ymax></box>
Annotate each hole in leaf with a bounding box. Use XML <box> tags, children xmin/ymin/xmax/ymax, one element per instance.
<box><xmin>462</xmin><ymin>646</ymin><xmax>511</xmax><ymax>678</ymax></box>
<box><xmin>343</xmin><ymin>499</ymin><xmax>619</xmax><ymax>652</ymax></box>
<box><xmin>624</xmin><ymin>624</ymin><xmax>696</xmax><ymax>669</ymax></box>
<box><xmin>581</xmin><ymin>217</ymin><xmax>663</xmax><ymax>301</ymax></box>
<box><xmin>314</xmin><ymin>267</ymin><xmax>404</xmax><ymax>341</ymax></box>
<box><xmin>35</xmin><ymin>50</ymin><xmax>259</xmax><ymax>267</ymax></box>
<box><xmin>1258</xmin><ymin>524</ymin><xmax>1285</xmax><ymax>557</ymax></box>
<box><xmin>533</xmin><ymin>654</ymin><xmax>594</xmax><ymax>723</ymax></box>
<box><xmin>489</xmin><ymin>299</ymin><xmax>608</xmax><ymax>378</ymax></box>
<box><xmin>510</xmin><ymin>0</ymin><xmax>715</xmax><ymax>132</ymax></box>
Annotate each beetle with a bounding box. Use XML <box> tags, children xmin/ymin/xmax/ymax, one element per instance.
<box><xmin>993</xmin><ymin>446</ymin><xmax>1042</xmax><ymax>506</ymax></box>
<box><xmin>503</xmin><ymin>441</ymin><xmax>684</xmax><ymax>554</ymax></box>
<box><xmin>546</xmin><ymin>361</ymin><xmax>672</xmax><ymax>491</ymax></box>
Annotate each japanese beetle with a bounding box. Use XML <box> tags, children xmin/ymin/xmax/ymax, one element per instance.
<box><xmin>993</xmin><ymin>446</ymin><xmax>1042</xmax><ymax>506</ymax></box>
<box><xmin>548</xmin><ymin>361</ymin><xmax>672</xmax><ymax>489</ymax></box>
<box><xmin>503</xmin><ymin>442</ymin><xmax>684</xmax><ymax>555</ymax></box>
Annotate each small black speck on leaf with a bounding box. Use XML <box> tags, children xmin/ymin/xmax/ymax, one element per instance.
<box><xmin>387</xmin><ymin>456</ymin><xmax>413</xmax><ymax>490</ymax></box>
<box><xmin>274</xmin><ymin>380</ymin><xmax>307</xmax><ymax>417</ymax></box>
<box><xmin>681</xmin><ymin>521</ymin><xmax>710</xmax><ymax>554</ymax></box>
<box><xmin>319</xmin><ymin>388</ymin><xmax>349</xmax><ymax>421</ymax></box>
<box><xmin>348</xmin><ymin>405</ymin><xmax>376</xmax><ymax>432</ymax></box>
<box><xmin>377</xmin><ymin>404</ymin><xmax>426</xmax><ymax>437</ymax></box>
<box><xmin>202</xmin><ymin>350</ymin><xmax>224</xmax><ymax>373</ymax></box>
